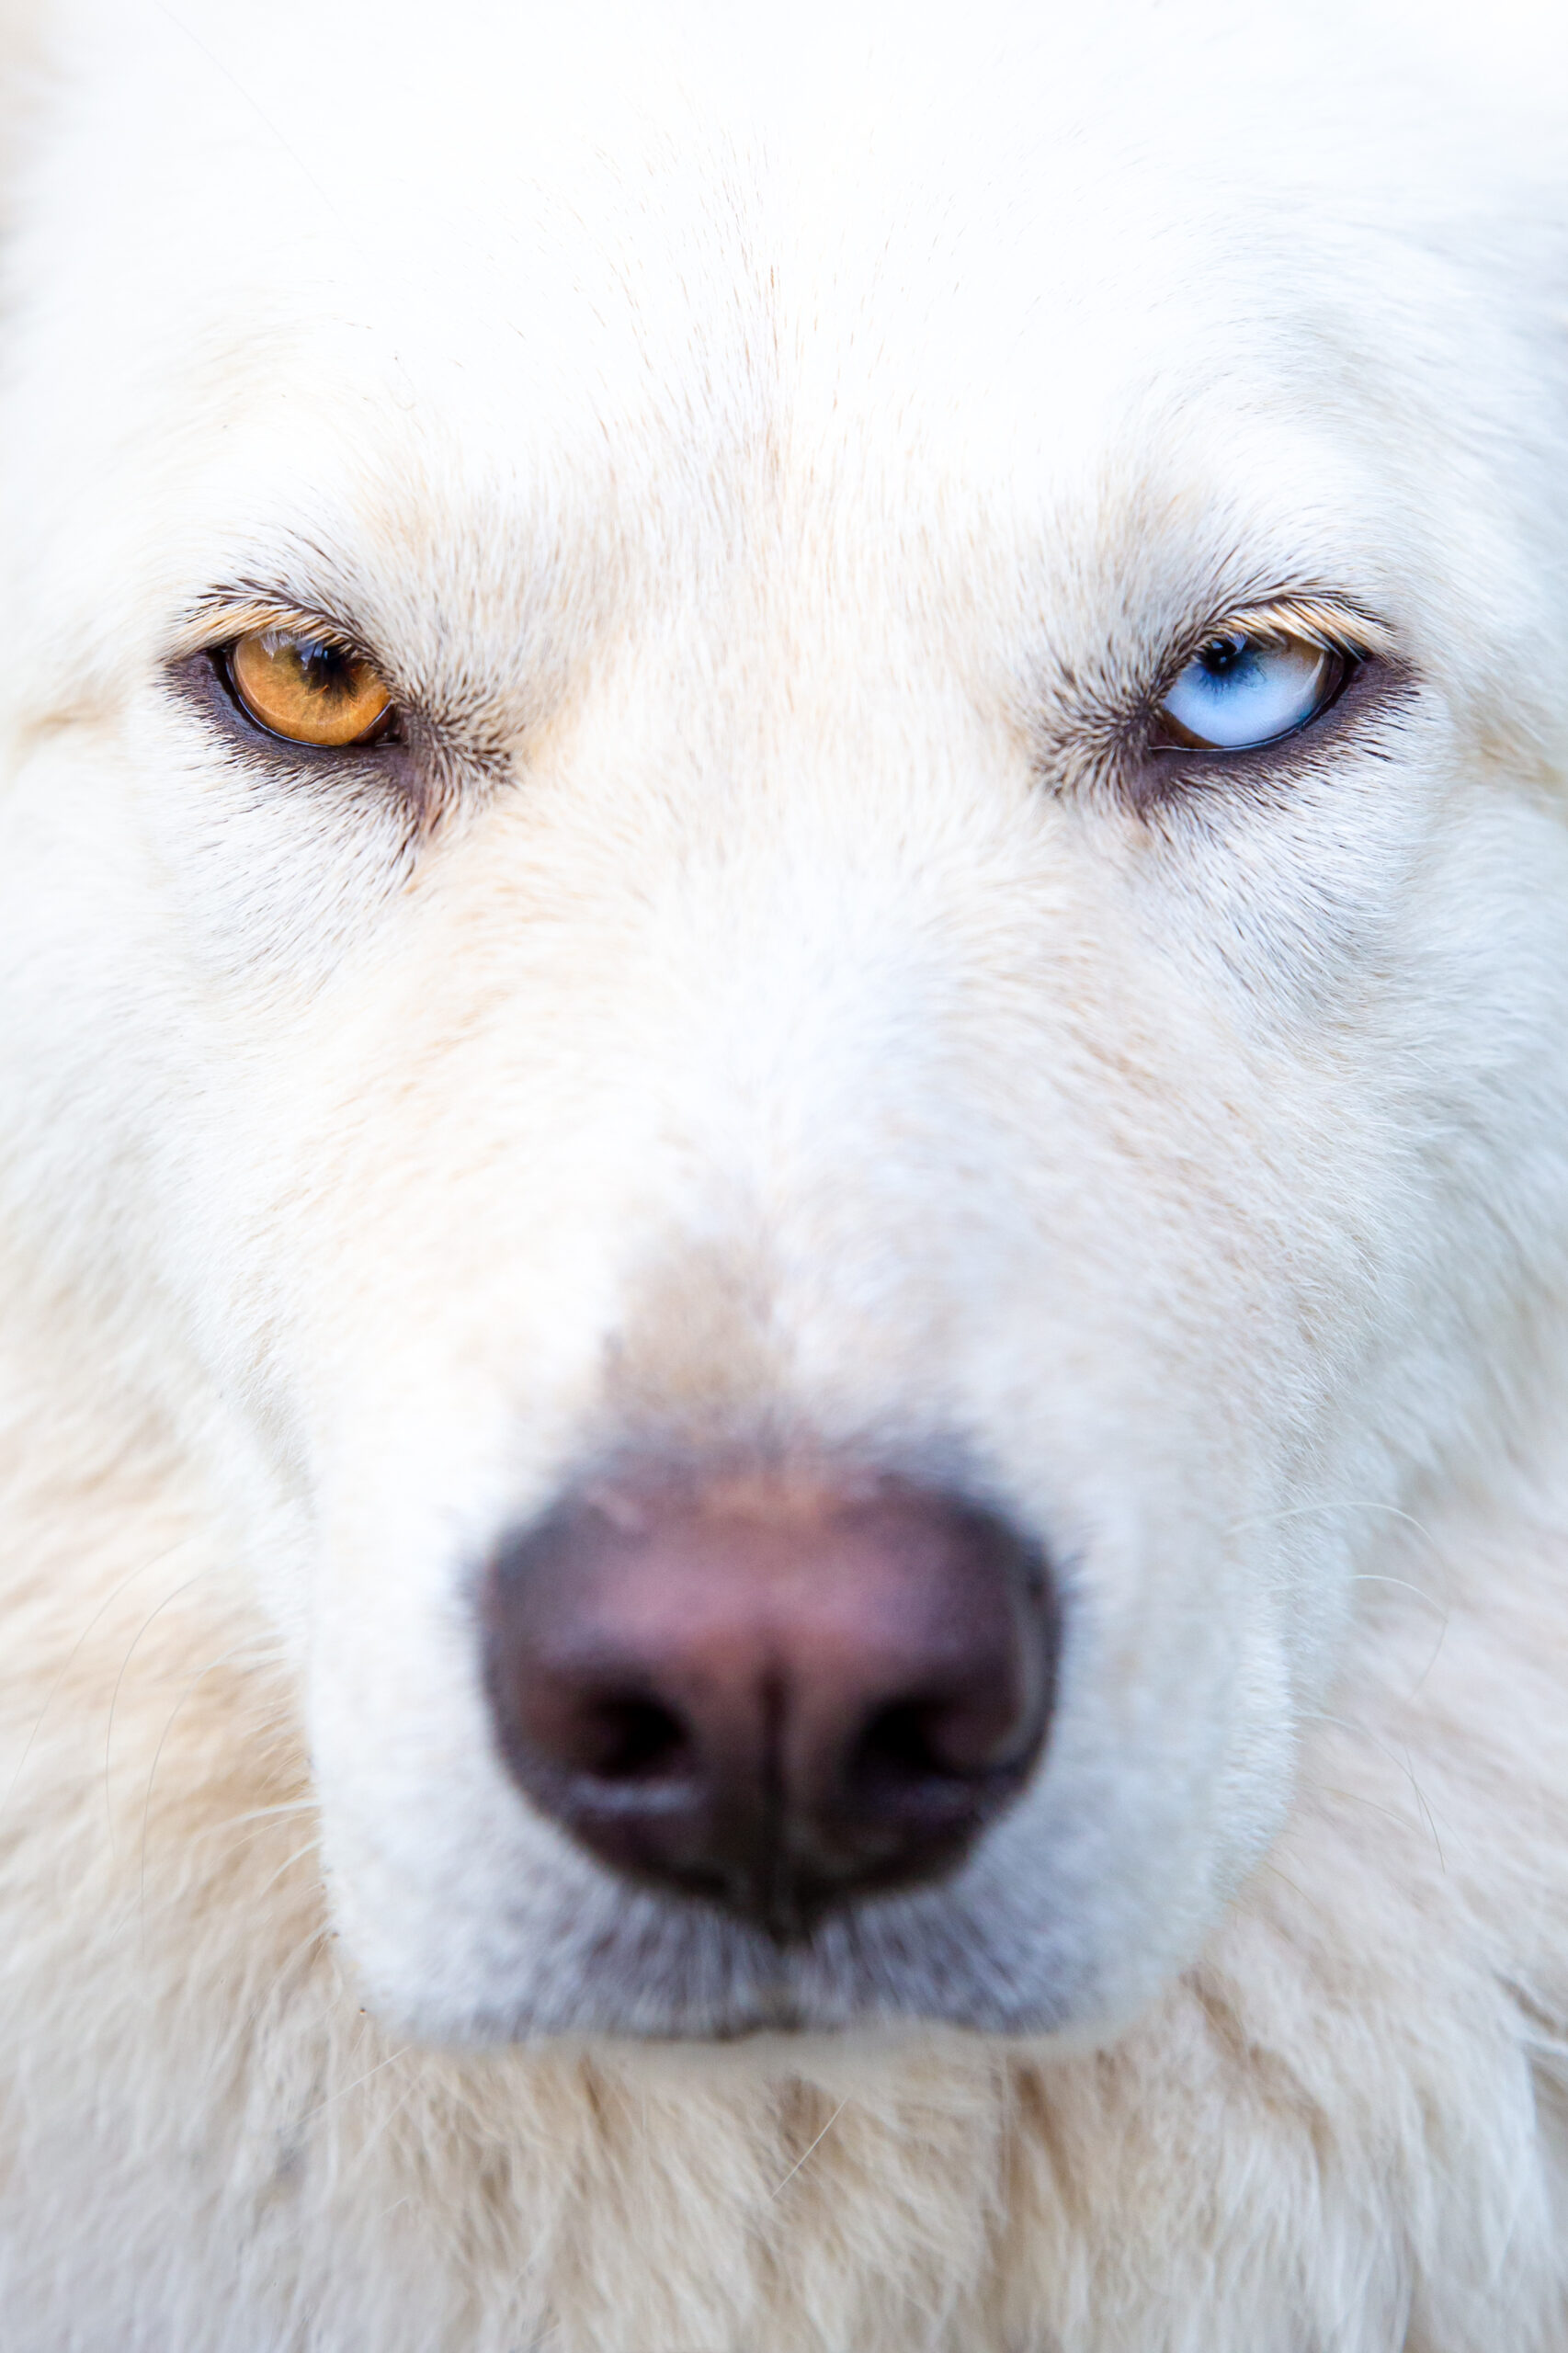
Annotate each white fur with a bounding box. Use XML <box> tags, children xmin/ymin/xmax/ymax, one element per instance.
<box><xmin>2</xmin><ymin>0</ymin><xmax>1568</xmax><ymax>2343</ymax></box>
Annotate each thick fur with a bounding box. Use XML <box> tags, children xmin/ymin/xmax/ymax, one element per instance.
<box><xmin>3</xmin><ymin>2</ymin><xmax>1568</xmax><ymax>2346</ymax></box>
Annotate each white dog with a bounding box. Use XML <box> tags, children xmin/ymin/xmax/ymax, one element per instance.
<box><xmin>1</xmin><ymin>1</ymin><xmax>1566</xmax><ymax>2345</ymax></box>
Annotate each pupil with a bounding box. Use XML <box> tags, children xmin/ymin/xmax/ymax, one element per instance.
<box><xmin>294</xmin><ymin>639</ymin><xmax>351</xmax><ymax>696</ymax></box>
<box><xmin>1199</xmin><ymin>634</ymin><xmax>1247</xmax><ymax>677</ymax></box>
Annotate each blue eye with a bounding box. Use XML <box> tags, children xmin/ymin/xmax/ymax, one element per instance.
<box><xmin>1156</xmin><ymin>631</ymin><xmax>1348</xmax><ymax>752</ymax></box>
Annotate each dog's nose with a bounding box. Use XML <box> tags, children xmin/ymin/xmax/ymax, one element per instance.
<box><xmin>483</xmin><ymin>1468</ymin><xmax>1057</xmax><ymax>1939</ymax></box>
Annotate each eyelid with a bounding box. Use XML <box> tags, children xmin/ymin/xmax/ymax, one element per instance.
<box><xmin>1164</xmin><ymin>597</ymin><xmax>1395</xmax><ymax>688</ymax></box>
<box><xmin>169</xmin><ymin>600</ymin><xmax>382</xmax><ymax>673</ymax></box>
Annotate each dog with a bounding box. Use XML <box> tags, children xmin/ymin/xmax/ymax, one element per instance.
<box><xmin>1</xmin><ymin>0</ymin><xmax>1566</xmax><ymax>2344</ymax></box>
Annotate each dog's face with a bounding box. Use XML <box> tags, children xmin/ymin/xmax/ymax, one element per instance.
<box><xmin>3</xmin><ymin>0</ymin><xmax>1566</xmax><ymax>2044</ymax></box>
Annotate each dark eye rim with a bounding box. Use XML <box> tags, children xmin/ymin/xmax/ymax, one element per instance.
<box><xmin>209</xmin><ymin>635</ymin><xmax>405</xmax><ymax>751</ymax></box>
<box><xmin>165</xmin><ymin>621</ymin><xmax>503</xmax><ymax>842</ymax></box>
<box><xmin>1148</xmin><ymin>637</ymin><xmax>1358</xmax><ymax>756</ymax></box>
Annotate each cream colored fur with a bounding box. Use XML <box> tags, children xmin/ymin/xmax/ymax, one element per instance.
<box><xmin>2</xmin><ymin>1</ymin><xmax>1568</xmax><ymax>2345</ymax></box>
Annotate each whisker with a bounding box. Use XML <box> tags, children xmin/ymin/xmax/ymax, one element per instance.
<box><xmin>1225</xmin><ymin>1498</ymin><xmax>1447</xmax><ymax>1563</ymax></box>
<box><xmin>0</xmin><ymin>1536</ymin><xmax>203</xmax><ymax>1828</ymax></box>
<box><xmin>769</xmin><ymin>2096</ymin><xmax>851</xmax><ymax>2199</ymax></box>
<box><xmin>1306</xmin><ymin>1710</ymin><xmax>1447</xmax><ymax>1871</ymax></box>
<box><xmin>104</xmin><ymin>1564</ymin><xmax>223</xmax><ymax>1856</ymax></box>
<box><xmin>214</xmin><ymin>1923</ymin><xmax>337</xmax><ymax>2075</ymax></box>
<box><xmin>1346</xmin><ymin>1571</ymin><xmax>1449</xmax><ymax>1616</ymax></box>
<box><xmin>1256</xmin><ymin>1856</ymin><xmax>1312</xmax><ymax>1907</ymax></box>
<box><xmin>1345</xmin><ymin>1572</ymin><xmax>1453</xmax><ymax>1695</ymax></box>
<box><xmin>293</xmin><ymin>2044</ymin><xmax>415</xmax><ymax>2132</ymax></box>
<box><xmin>340</xmin><ymin>2082</ymin><xmax>423</xmax><ymax>2185</ymax></box>
<box><xmin>244</xmin><ymin>1836</ymin><xmax>324</xmax><ymax>1910</ymax></box>
<box><xmin>1228</xmin><ymin>1503</ymin><xmax>1456</xmax><ymax>1691</ymax></box>
<box><xmin>139</xmin><ymin>1643</ymin><xmax>257</xmax><ymax>1918</ymax></box>
<box><xmin>187</xmin><ymin>1798</ymin><xmax>319</xmax><ymax>1846</ymax></box>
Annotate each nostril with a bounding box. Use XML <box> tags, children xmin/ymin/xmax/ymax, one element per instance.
<box><xmin>578</xmin><ymin>1692</ymin><xmax>692</xmax><ymax>1783</ymax></box>
<box><xmin>853</xmin><ymin>1698</ymin><xmax>951</xmax><ymax>1785</ymax></box>
<box><xmin>848</xmin><ymin>1689</ymin><xmax>1020</xmax><ymax>1810</ymax></box>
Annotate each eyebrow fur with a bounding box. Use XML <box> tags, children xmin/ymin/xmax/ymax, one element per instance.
<box><xmin>1189</xmin><ymin>596</ymin><xmax>1396</xmax><ymax>662</ymax></box>
<box><xmin>167</xmin><ymin>598</ymin><xmax>375</xmax><ymax>665</ymax></box>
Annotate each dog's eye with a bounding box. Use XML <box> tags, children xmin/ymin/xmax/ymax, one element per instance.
<box><xmin>222</xmin><ymin>628</ymin><xmax>395</xmax><ymax>748</ymax></box>
<box><xmin>1154</xmin><ymin>631</ymin><xmax>1349</xmax><ymax>752</ymax></box>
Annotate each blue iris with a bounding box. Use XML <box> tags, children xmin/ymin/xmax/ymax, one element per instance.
<box><xmin>1159</xmin><ymin>632</ymin><xmax>1337</xmax><ymax>751</ymax></box>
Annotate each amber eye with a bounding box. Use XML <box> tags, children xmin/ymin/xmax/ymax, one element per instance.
<box><xmin>225</xmin><ymin>627</ymin><xmax>395</xmax><ymax>747</ymax></box>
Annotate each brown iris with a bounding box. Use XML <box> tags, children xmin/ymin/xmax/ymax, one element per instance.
<box><xmin>228</xmin><ymin>627</ymin><xmax>394</xmax><ymax>747</ymax></box>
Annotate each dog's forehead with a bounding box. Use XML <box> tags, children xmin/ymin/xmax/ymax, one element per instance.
<box><xmin>8</xmin><ymin>0</ymin><xmax>1528</xmax><ymax>708</ymax></box>
<box><xmin>39</xmin><ymin>5</ymin><xmax>1384</xmax><ymax>457</ymax></box>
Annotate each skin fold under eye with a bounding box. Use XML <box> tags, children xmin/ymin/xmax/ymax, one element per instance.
<box><xmin>1154</xmin><ymin>631</ymin><xmax>1350</xmax><ymax>753</ymax></box>
<box><xmin>222</xmin><ymin>627</ymin><xmax>396</xmax><ymax>748</ymax></box>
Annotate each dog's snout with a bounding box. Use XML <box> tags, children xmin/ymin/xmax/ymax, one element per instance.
<box><xmin>483</xmin><ymin>1469</ymin><xmax>1058</xmax><ymax>1938</ymax></box>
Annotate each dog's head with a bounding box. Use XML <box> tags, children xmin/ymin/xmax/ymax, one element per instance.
<box><xmin>3</xmin><ymin>0</ymin><xmax>1566</xmax><ymax>2043</ymax></box>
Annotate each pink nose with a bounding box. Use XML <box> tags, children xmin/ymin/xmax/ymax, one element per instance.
<box><xmin>483</xmin><ymin>1466</ymin><xmax>1057</xmax><ymax>1939</ymax></box>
